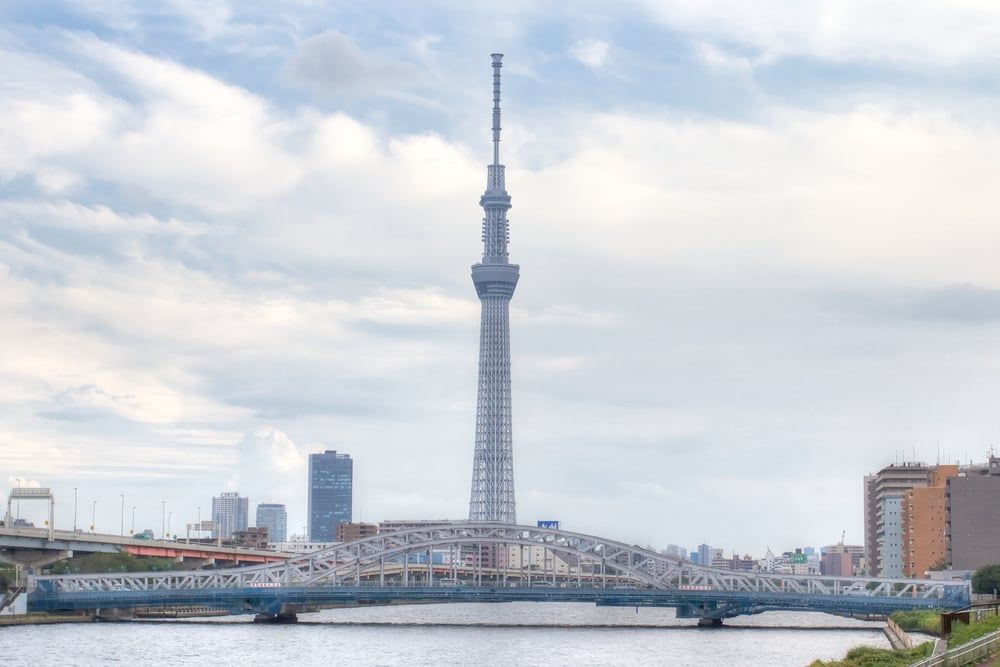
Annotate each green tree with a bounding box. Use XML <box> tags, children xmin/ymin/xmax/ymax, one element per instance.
<box><xmin>971</xmin><ymin>564</ymin><xmax>1000</xmax><ymax>595</ymax></box>
<box><xmin>47</xmin><ymin>552</ymin><xmax>175</xmax><ymax>575</ymax></box>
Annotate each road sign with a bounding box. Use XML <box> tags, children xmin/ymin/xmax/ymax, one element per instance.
<box><xmin>537</xmin><ymin>520</ymin><xmax>560</xmax><ymax>530</ymax></box>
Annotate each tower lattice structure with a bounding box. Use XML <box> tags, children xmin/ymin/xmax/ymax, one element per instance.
<box><xmin>468</xmin><ymin>53</ymin><xmax>519</xmax><ymax>523</ymax></box>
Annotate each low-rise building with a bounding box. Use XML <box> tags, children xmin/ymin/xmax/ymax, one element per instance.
<box><xmin>336</xmin><ymin>522</ymin><xmax>379</xmax><ymax>542</ymax></box>
<box><xmin>272</xmin><ymin>536</ymin><xmax>339</xmax><ymax>554</ymax></box>
<box><xmin>231</xmin><ymin>527</ymin><xmax>269</xmax><ymax>549</ymax></box>
<box><xmin>378</xmin><ymin>519</ymin><xmax>465</xmax><ymax>533</ymax></box>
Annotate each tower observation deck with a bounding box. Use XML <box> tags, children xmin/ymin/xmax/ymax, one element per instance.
<box><xmin>468</xmin><ymin>53</ymin><xmax>519</xmax><ymax>523</ymax></box>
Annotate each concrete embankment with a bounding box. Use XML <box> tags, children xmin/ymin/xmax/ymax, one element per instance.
<box><xmin>0</xmin><ymin>613</ymin><xmax>92</xmax><ymax>626</ymax></box>
<box><xmin>883</xmin><ymin>616</ymin><xmax>916</xmax><ymax>650</ymax></box>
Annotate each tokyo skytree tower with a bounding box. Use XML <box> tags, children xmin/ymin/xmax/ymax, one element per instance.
<box><xmin>468</xmin><ymin>54</ymin><xmax>519</xmax><ymax>523</ymax></box>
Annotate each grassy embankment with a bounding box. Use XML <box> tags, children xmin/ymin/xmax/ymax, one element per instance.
<box><xmin>813</xmin><ymin>609</ymin><xmax>1000</xmax><ymax>666</ymax></box>
<box><xmin>47</xmin><ymin>552</ymin><xmax>176</xmax><ymax>574</ymax></box>
<box><xmin>890</xmin><ymin>609</ymin><xmax>942</xmax><ymax>635</ymax></box>
<box><xmin>808</xmin><ymin>610</ymin><xmax>940</xmax><ymax>666</ymax></box>
<box><xmin>948</xmin><ymin>613</ymin><xmax>1000</xmax><ymax>648</ymax></box>
<box><xmin>807</xmin><ymin>642</ymin><xmax>933</xmax><ymax>667</ymax></box>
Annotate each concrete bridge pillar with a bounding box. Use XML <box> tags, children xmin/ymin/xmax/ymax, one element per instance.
<box><xmin>697</xmin><ymin>618</ymin><xmax>723</xmax><ymax>628</ymax></box>
<box><xmin>253</xmin><ymin>612</ymin><xmax>298</xmax><ymax>624</ymax></box>
<box><xmin>0</xmin><ymin>549</ymin><xmax>71</xmax><ymax>585</ymax></box>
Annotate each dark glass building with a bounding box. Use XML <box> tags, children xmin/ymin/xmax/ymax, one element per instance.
<box><xmin>308</xmin><ymin>450</ymin><xmax>353</xmax><ymax>541</ymax></box>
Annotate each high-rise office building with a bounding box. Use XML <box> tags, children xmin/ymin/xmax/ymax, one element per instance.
<box><xmin>468</xmin><ymin>54</ymin><xmax>519</xmax><ymax>524</ymax></box>
<box><xmin>697</xmin><ymin>544</ymin><xmax>712</xmax><ymax>568</ymax></box>
<box><xmin>308</xmin><ymin>450</ymin><xmax>353</xmax><ymax>541</ymax></box>
<box><xmin>255</xmin><ymin>503</ymin><xmax>288</xmax><ymax>543</ymax></box>
<box><xmin>211</xmin><ymin>491</ymin><xmax>249</xmax><ymax>540</ymax></box>
<box><xmin>662</xmin><ymin>544</ymin><xmax>688</xmax><ymax>560</ymax></box>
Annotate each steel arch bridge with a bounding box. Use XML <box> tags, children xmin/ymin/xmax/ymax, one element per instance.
<box><xmin>28</xmin><ymin>523</ymin><xmax>970</xmax><ymax>622</ymax></box>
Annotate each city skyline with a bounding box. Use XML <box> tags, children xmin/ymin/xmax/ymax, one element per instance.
<box><xmin>3</xmin><ymin>2</ymin><xmax>1000</xmax><ymax>555</ymax></box>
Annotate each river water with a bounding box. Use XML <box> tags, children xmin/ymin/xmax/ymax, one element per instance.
<box><xmin>3</xmin><ymin>603</ymin><xmax>890</xmax><ymax>666</ymax></box>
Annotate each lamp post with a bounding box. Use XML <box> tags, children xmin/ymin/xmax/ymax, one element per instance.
<box><xmin>197</xmin><ymin>506</ymin><xmax>201</xmax><ymax>536</ymax></box>
<box><xmin>120</xmin><ymin>494</ymin><xmax>124</xmax><ymax>536</ymax></box>
<box><xmin>161</xmin><ymin>500</ymin><xmax>165</xmax><ymax>539</ymax></box>
<box><xmin>131</xmin><ymin>506</ymin><xmax>135</xmax><ymax>535</ymax></box>
<box><xmin>14</xmin><ymin>478</ymin><xmax>21</xmax><ymax>520</ymax></box>
<box><xmin>73</xmin><ymin>487</ymin><xmax>78</xmax><ymax>532</ymax></box>
<box><xmin>167</xmin><ymin>511</ymin><xmax>172</xmax><ymax>539</ymax></box>
<box><xmin>91</xmin><ymin>500</ymin><xmax>97</xmax><ymax>533</ymax></box>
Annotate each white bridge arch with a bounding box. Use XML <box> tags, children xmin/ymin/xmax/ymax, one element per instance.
<box><xmin>33</xmin><ymin>523</ymin><xmax>965</xmax><ymax>604</ymax></box>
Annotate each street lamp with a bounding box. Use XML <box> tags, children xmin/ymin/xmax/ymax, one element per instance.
<box><xmin>120</xmin><ymin>494</ymin><xmax>124</xmax><ymax>536</ymax></box>
<box><xmin>92</xmin><ymin>500</ymin><xmax>97</xmax><ymax>533</ymax></box>
<box><xmin>161</xmin><ymin>500</ymin><xmax>165</xmax><ymax>539</ymax></box>
<box><xmin>73</xmin><ymin>487</ymin><xmax>78</xmax><ymax>532</ymax></box>
<box><xmin>167</xmin><ymin>511</ymin><xmax>172</xmax><ymax>539</ymax></box>
<box><xmin>131</xmin><ymin>506</ymin><xmax>135</xmax><ymax>535</ymax></box>
<box><xmin>14</xmin><ymin>478</ymin><xmax>21</xmax><ymax>520</ymax></box>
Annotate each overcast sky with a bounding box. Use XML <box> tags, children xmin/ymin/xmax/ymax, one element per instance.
<box><xmin>2</xmin><ymin>1</ymin><xmax>999</xmax><ymax>555</ymax></box>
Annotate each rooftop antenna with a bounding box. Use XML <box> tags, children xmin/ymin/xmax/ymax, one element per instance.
<box><xmin>491</xmin><ymin>53</ymin><xmax>502</xmax><ymax>166</ymax></box>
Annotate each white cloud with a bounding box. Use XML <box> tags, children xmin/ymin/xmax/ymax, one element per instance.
<box><xmin>569</xmin><ymin>39</ymin><xmax>610</xmax><ymax>69</ymax></box>
<box><xmin>3</xmin><ymin>20</ymin><xmax>1000</xmax><ymax>551</ymax></box>
<box><xmin>638</xmin><ymin>0</ymin><xmax>1000</xmax><ymax>66</ymax></box>
<box><xmin>229</xmin><ymin>428</ymin><xmax>305</xmax><ymax>515</ymax></box>
<box><xmin>287</xmin><ymin>29</ymin><xmax>419</xmax><ymax>96</ymax></box>
<box><xmin>7</xmin><ymin>476</ymin><xmax>42</xmax><ymax>489</ymax></box>
<box><xmin>695</xmin><ymin>42</ymin><xmax>774</xmax><ymax>72</ymax></box>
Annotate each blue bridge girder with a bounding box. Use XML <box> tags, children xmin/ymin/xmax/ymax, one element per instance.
<box><xmin>27</xmin><ymin>583</ymin><xmax>962</xmax><ymax>620</ymax></box>
<box><xmin>27</xmin><ymin>522</ymin><xmax>971</xmax><ymax>620</ymax></box>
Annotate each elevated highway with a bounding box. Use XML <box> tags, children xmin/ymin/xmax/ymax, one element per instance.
<box><xmin>0</xmin><ymin>525</ymin><xmax>290</xmax><ymax>572</ymax></box>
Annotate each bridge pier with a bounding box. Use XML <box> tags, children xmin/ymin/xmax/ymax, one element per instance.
<box><xmin>253</xmin><ymin>612</ymin><xmax>298</xmax><ymax>624</ymax></box>
<box><xmin>0</xmin><ymin>549</ymin><xmax>71</xmax><ymax>586</ymax></box>
<box><xmin>697</xmin><ymin>618</ymin><xmax>723</xmax><ymax>628</ymax></box>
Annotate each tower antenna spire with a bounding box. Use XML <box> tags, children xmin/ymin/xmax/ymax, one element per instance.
<box><xmin>491</xmin><ymin>53</ymin><xmax>502</xmax><ymax>166</ymax></box>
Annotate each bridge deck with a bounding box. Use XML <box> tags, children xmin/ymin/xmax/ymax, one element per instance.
<box><xmin>28</xmin><ymin>584</ymin><xmax>961</xmax><ymax>620</ymax></box>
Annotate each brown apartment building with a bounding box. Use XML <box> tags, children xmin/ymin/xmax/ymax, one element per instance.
<box><xmin>901</xmin><ymin>465</ymin><xmax>958</xmax><ymax>578</ymax></box>
<box><xmin>336</xmin><ymin>522</ymin><xmax>379</xmax><ymax>542</ymax></box>
<box><xmin>946</xmin><ymin>456</ymin><xmax>1000</xmax><ymax>571</ymax></box>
